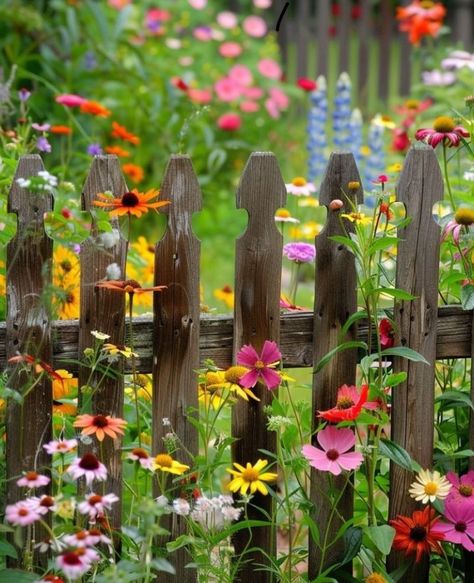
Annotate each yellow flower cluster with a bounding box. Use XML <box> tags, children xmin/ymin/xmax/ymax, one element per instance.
<box><xmin>53</xmin><ymin>246</ymin><xmax>80</xmax><ymax>319</ymax></box>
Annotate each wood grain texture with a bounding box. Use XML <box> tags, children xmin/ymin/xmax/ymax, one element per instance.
<box><xmin>78</xmin><ymin>155</ymin><xmax>128</xmax><ymax>531</ymax></box>
<box><xmin>387</xmin><ymin>145</ymin><xmax>443</xmax><ymax>582</ymax></box>
<box><xmin>231</xmin><ymin>153</ymin><xmax>286</xmax><ymax>583</ymax></box>
<box><xmin>6</xmin><ymin>155</ymin><xmax>53</xmax><ymax>564</ymax></box>
<box><xmin>316</xmin><ymin>0</ymin><xmax>330</xmax><ymax>78</ymax></box>
<box><xmin>152</xmin><ymin>156</ymin><xmax>202</xmax><ymax>583</ymax></box>
<box><xmin>308</xmin><ymin>152</ymin><xmax>363</xmax><ymax>578</ymax></box>
<box><xmin>338</xmin><ymin>0</ymin><xmax>351</xmax><ymax>74</ymax></box>
<box><xmin>377</xmin><ymin>0</ymin><xmax>392</xmax><ymax>103</ymax></box>
<box><xmin>357</xmin><ymin>0</ymin><xmax>371</xmax><ymax>105</ymax></box>
<box><xmin>296</xmin><ymin>0</ymin><xmax>309</xmax><ymax>78</ymax></box>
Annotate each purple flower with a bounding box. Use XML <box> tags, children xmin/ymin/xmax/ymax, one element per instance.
<box><xmin>36</xmin><ymin>136</ymin><xmax>51</xmax><ymax>153</ymax></box>
<box><xmin>283</xmin><ymin>242</ymin><xmax>316</xmax><ymax>263</ymax></box>
<box><xmin>32</xmin><ymin>123</ymin><xmax>51</xmax><ymax>132</ymax></box>
<box><xmin>87</xmin><ymin>143</ymin><xmax>103</xmax><ymax>156</ymax></box>
<box><xmin>18</xmin><ymin>88</ymin><xmax>31</xmax><ymax>102</ymax></box>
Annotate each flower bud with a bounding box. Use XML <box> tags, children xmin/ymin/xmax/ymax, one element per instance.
<box><xmin>329</xmin><ymin>199</ymin><xmax>344</xmax><ymax>210</ymax></box>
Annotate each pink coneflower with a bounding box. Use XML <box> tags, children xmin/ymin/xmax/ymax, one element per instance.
<box><xmin>415</xmin><ymin>116</ymin><xmax>470</xmax><ymax>148</ymax></box>
<box><xmin>66</xmin><ymin>453</ymin><xmax>107</xmax><ymax>486</ymax></box>
<box><xmin>243</xmin><ymin>15</ymin><xmax>267</xmax><ymax>37</ymax></box>
<box><xmin>73</xmin><ymin>414</ymin><xmax>127</xmax><ymax>442</ymax></box>
<box><xmin>446</xmin><ymin>470</ymin><xmax>474</xmax><ymax>505</ymax></box>
<box><xmin>77</xmin><ymin>492</ymin><xmax>120</xmax><ymax>519</ymax></box>
<box><xmin>17</xmin><ymin>471</ymin><xmax>50</xmax><ymax>489</ymax></box>
<box><xmin>442</xmin><ymin>208</ymin><xmax>474</xmax><ymax>246</ymax></box>
<box><xmin>6</xmin><ymin>501</ymin><xmax>41</xmax><ymax>526</ymax></box>
<box><xmin>43</xmin><ymin>438</ymin><xmax>78</xmax><ymax>455</ymax></box>
<box><xmin>55</xmin><ymin>94</ymin><xmax>87</xmax><ymax>107</ymax></box>
<box><xmin>127</xmin><ymin>447</ymin><xmax>154</xmax><ymax>470</ymax></box>
<box><xmin>237</xmin><ymin>340</ymin><xmax>281</xmax><ymax>390</ymax></box>
<box><xmin>434</xmin><ymin>497</ymin><xmax>474</xmax><ymax>551</ymax></box>
<box><xmin>421</xmin><ymin>70</ymin><xmax>456</xmax><ymax>87</ymax></box>
<box><xmin>27</xmin><ymin>495</ymin><xmax>57</xmax><ymax>515</ymax></box>
<box><xmin>35</xmin><ymin>573</ymin><xmax>65</xmax><ymax>582</ymax></box>
<box><xmin>56</xmin><ymin>548</ymin><xmax>99</xmax><ymax>580</ymax></box>
<box><xmin>302</xmin><ymin>426</ymin><xmax>363</xmax><ymax>476</ymax></box>
<box><xmin>63</xmin><ymin>528</ymin><xmax>111</xmax><ymax>547</ymax></box>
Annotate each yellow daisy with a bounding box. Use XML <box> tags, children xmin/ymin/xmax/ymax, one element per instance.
<box><xmin>227</xmin><ymin>459</ymin><xmax>278</xmax><ymax>496</ymax></box>
<box><xmin>52</xmin><ymin>369</ymin><xmax>78</xmax><ymax>400</ymax></box>
<box><xmin>341</xmin><ymin>212</ymin><xmax>372</xmax><ymax>226</ymax></box>
<box><xmin>153</xmin><ymin>453</ymin><xmax>189</xmax><ymax>475</ymax></box>
<box><xmin>102</xmin><ymin>343</ymin><xmax>139</xmax><ymax>359</ymax></box>
<box><xmin>206</xmin><ymin>366</ymin><xmax>260</xmax><ymax>402</ymax></box>
<box><xmin>409</xmin><ymin>468</ymin><xmax>451</xmax><ymax>504</ymax></box>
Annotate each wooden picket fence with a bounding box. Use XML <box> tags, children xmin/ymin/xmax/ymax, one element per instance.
<box><xmin>0</xmin><ymin>148</ymin><xmax>473</xmax><ymax>583</ymax></box>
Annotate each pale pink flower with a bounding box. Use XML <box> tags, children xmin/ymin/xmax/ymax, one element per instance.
<box><xmin>217</xmin><ymin>11</ymin><xmax>238</xmax><ymax>29</ymax></box>
<box><xmin>56</xmin><ymin>548</ymin><xmax>98</xmax><ymax>580</ymax></box>
<box><xmin>219</xmin><ymin>42</ymin><xmax>242</xmax><ymax>58</ymax></box>
<box><xmin>127</xmin><ymin>447</ymin><xmax>154</xmax><ymax>470</ymax></box>
<box><xmin>188</xmin><ymin>0</ymin><xmax>207</xmax><ymax>8</ymax></box>
<box><xmin>77</xmin><ymin>492</ymin><xmax>120</xmax><ymax>519</ymax></box>
<box><xmin>55</xmin><ymin>94</ymin><xmax>87</xmax><ymax>107</ymax></box>
<box><xmin>240</xmin><ymin>101</ymin><xmax>260</xmax><ymax>113</ymax></box>
<box><xmin>243</xmin><ymin>15</ymin><xmax>267</xmax><ymax>37</ymax></box>
<box><xmin>17</xmin><ymin>471</ymin><xmax>50</xmax><ymax>489</ymax></box>
<box><xmin>193</xmin><ymin>26</ymin><xmax>213</xmax><ymax>41</ymax></box>
<box><xmin>265</xmin><ymin>99</ymin><xmax>280</xmax><ymax>119</ymax></box>
<box><xmin>44</xmin><ymin>438</ymin><xmax>78</xmax><ymax>455</ymax></box>
<box><xmin>254</xmin><ymin>0</ymin><xmax>272</xmax><ymax>7</ymax></box>
<box><xmin>243</xmin><ymin>86</ymin><xmax>264</xmax><ymax>100</ymax></box>
<box><xmin>31</xmin><ymin>123</ymin><xmax>51</xmax><ymax>132</ymax></box>
<box><xmin>27</xmin><ymin>495</ymin><xmax>57</xmax><ymax>515</ymax></box>
<box><xmin>237</xmin><ymin>340</ymin><xmax>282</xmax><ymax>390</ymax></box>
<box><xmin>66</xmin><ymin>453</ymin><xmax>107</xmax><ymax>486</ymax></box>
<box><xmin>258</xmin><ymin>58</ymin><xmax>282</xmax><ymax>79</ymax></box>
<box><xmin>269</xmin><ymin>87</ymin><xmax>289</xmax><ymax>109</ymax></box>
<box><xmin>214</xmin><ymin>77</ymin><xmax>242</xmax><ymax>102</ymax></box>
<box><xmin>422</xmin><ymin>70</ymin><xmax>456</xmax><ymax>86</ymax></box>
<box><xmin>6</xmin><ymin>501</ymin><xmax>41</xmax><ymax>526</ymax></box>
<box><xmin>229</xmin><ymin>64</ymin><xmax>253</xmax><ymax>87</ymax></box>
<box><xmin>441</xmin><ymin>50</ymin><xmax>474</xmax><ymax>72</ymax></box>
<box><xmin>188</xmin><ymin>88</ymin><xmax>212</xmax><ymax>104</ymax></box>
<box><xmin>302</xmin><ymin>426</ymin><xmax>363</xmax><ymax>476</ymax></box>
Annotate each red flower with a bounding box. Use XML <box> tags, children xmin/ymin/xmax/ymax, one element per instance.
<box><xmin>217</xmin><ymin>113</ymin><xmax>241</xmax><ymax>131</ymax></box>
<box><xmin>372</xmin><ymin>175</ymin><xmax>388</xmax><ymax>184</ymax></box>
<box><xmin>171</xmin><ymin>77</ymin><xmax>189</xmax><ymax>92</ymax></box>
<box><xmin>390</xmin><ymin>506</ymin><xmax>444</xmax><ymax>563</ymax></box>
<box><xmin>318</xmin><ymin>384</ymin><xmax>370</xmax><ymax>423</ymax></box>
<box><xmin>379</xmin><ymin>318</ymin><xmax>394</xmax><ymax>349</ymax></box>
<box><xmin>392</xmin><ymin>128</ymin><xmax>411</xmax><ymax>152</ymax></box>
<box><xmin>379</xmin><ymin>202</ymin><xmax>393</xmax><ymax>220</ymax></box>
<box><xmin>297</xmin><ymin>78</ymin><xmax>317</xmax><ymax>92</ymax></box>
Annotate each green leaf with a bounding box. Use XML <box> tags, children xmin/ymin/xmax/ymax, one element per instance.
<box><xmin>461</xmin><ymin>283</ymin><xmax>474</xmax><ymax>310</ymax></box>
<box><xmin>340</xmin><ymin>526</ymin><xmax>362</xmax><ymax>565</ymax></box>
<box><xmin>314</xmin><ymin>341</ymin><xmax>368</xmax><ymax>374</ymax></box>
<box><xmin>384</xmin><ymin>372</ymin><xmax>407</xmax><ymax>387</ymax></box>
<box><xmin>0</xmin><ymin>570</ymin><xmax>38</xmax><ymax>583</ymax></box>
<box><xmin>380</xmin><ymin>347</ymin><xmax>429</xmax><ymax>365</ymax></box>
<box><xmin>372</xmin><ymin>288</ymin><xmax>416</xmax><ymax>300</ymax></box>
<box><xmin>368</xmin><ymin>237</ymin><xmax>400</xmax><ymax>255</ymax></box>
<box><xmin>364</xmin><ymin>525</ymin><xmax>395</xmax><ymax>556</ymax></box>
<box><xmin>329</xmin><ymin>235</ymin><xmax>360</xmax><ymax>256</ymax></box>
<box><xmin>339</xmin><ymin>310</ymin><xmax>367</xmax><ymax>341</ymax></box>
<box><xmin>435</xmin><ymin>391</ymin><xmax>474</xmax><ymax>411</ymax></box>
<box><xmin>379</xmin><ymin>439</ymin><xmax>421</xmax><ymax>473</ymax></box>
<box><xmin>166</xmin><ymin>534</ymin><xmax>196</xmax><ymax>552</ymax></box>
<box><xmin>149</xmin><ymin>559</ymin><xmax>176</xmax><ymax>574</ymax></box>
<box><xmin>435</xmin><ymin>449</ymin><xmax>474</xmax><ymax>462</ymax></box>
<box><xmin>0</xmin><ymin>540</ymin><xmax>17</xmax><ymax>559</ymax></box>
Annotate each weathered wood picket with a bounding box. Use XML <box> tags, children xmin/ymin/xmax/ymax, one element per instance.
<box><xmin>1</xmin><ymin>147</ymin><xmax>473</xmax><ymax>582</ymax></box>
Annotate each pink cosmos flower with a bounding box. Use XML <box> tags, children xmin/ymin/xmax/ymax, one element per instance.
<box><xmin>215</xmin><ymin>78</ymin><xmax>242</xmax><ymax>102</ymax></box>
<box><xmin>241</xmin><ymin>101</ymin><xmax>260</xmax><ymax>113</ymax></box>
<box><xmin>56</xmin><ymin>548</ymin><xmax>98</xmax><ymax>580</ymax></box>
<box><xmin>219</xmin><ymin>42</ymin><xmax>242</xmax><ymax>58</ymax></box>
<box><xmin>55</xmin><ymin>94</ymin><xmax>87</xmax><ymax>107</ymax></box>
<box><xmin>302</xmin><ymin>426</ymin><xmax>363</xmax><ymax>476</ymax></box>
<box><xmin>258</xmin><ymin>59</ymin><xmax>282</xmax><ymax>79</ymax></box>
<box><xmin>188</xmin><ymin>88</ymin><xmax>212</xmax><ymax>104</ymax></box>
<box><xmin>237</xmin><ymin>340</ymin><xmax>282</xmax><ymax>390</ymax></box>
<box><xmin>17</xmin><ymin>471</ymin><xmax>50</xmax><ymax>489</ymax></box>
<box><xmin>229</xmin><ymin>64</ymin><xmax>253</xmax><ymax>87</ymax></box>
<box><xmin>217</xmin><ymin>11</ymin><xmax>238</xmax><ymax>29</ymax></box>
<box><xmin>218</xmin><ymin>113</ymin><xmax>241</xmax><ymax>131</ymax></box>
<box><xmin>77</xmin><ymin>492</ymin><xmax>120</xmax><ymax>520</ymax></box>
<box><xmin>446</xmin><ymin>470</ymin><xmax>474</xmax><ymax>505</ymax></box>
<box><xmin>66</xmin><ymin>453</ymin><xmax>107</xmax><ymax>486</ymax></box>
<box><xmin>44</xmin><ymin>438</ymin><xmax>78</xmax><ymax>455</ymax></box>
<box><xmin>243</xmin><ymin>15</ymin><xmax>267</xmax><ymax>37</ymax></box>
<box><xmin>434</xmin><ymin>497</ymin><xmax>474</xmax><ymax>551</ymax></box>
<box><xmin>6</xmin><ymin>501</ymin><xmax>41</xmax><ymax>526</ymax></box>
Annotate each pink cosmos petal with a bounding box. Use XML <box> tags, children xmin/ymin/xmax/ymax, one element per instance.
<box><xmin>260</xmin><ymin>367</ymin><xmax>281</xmax><ymax>389</ymax></box>
<box><xmin>327</xmin><ymin>460</ymin><xmax>343</xmax><ymax>476</ymax></box>
<box><xmin>260</xmin><ymin>340</ymin><xmax>281</xmax><ymax>364</ymax></box>
<box><xmin>237</xmin><ymin>344</ymin><xmax>259</xmax><ymax>367</ymax></box>
<box><xmin>318</xmin><ymin>426</ymin><xmax>355</xmax><ymax>453</ymax></box>
<box><xmin>302</xmin><ymin>445</ymin><xmax>332</xmax><ymax>470</ymax></box>
<box><xmin>239</xmin><ymin>369</ymin><xmax>260</xmax><ymax>388</ymax></box>
<box><xmin>55</xmin><ymin>94</ymin><xmax>87</xmax><ymax>107</ymax></box>
<box><xmin>337</xmin><ymin>451</ymin><xmax>364</xmax><ymax>471</ymax></box>
<box><xmin>447</xmin><ymin>471</ymin><xmax>461</xmax><ymax>487</ymax></box>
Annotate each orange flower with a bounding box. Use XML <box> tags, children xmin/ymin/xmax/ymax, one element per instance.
<box><xmin>8</xmin><ymin>354</ymin><xmax>65</xmax><ymax>385</ymax></box>
<box><xmin>105</xmin><ymin>145</ymin><xmax>130</xmax><ymax>158</ymax></box>
<box><xmin>80</xmin><ymin>100</ymin><xmax>111</xmax><ymax>117</ymax></box>
<box><xmin>396</xmin><ymin>0</ymin><xmax>445</xmax><ymax>46</ymax></box>
<box><xmin>111</xmin><ymin>121</ymin><xmax>140</xmax><ymax>145</ymax></box>
<box><xmin>122</xmin><ymin>163</ymin><xmax>144</xmax><ymax>184</ymax></box>
<box><xmin>50</xmin><ymin>125</ymin><xmax>73</xmax><ymax>135</ymax></box>
<box><xmin>93</xmin><ymin>188</ymin><xmax>169</xmax><ymax>218</ymax></box>
<box><xmin>95</xmin><ymin>279</ymin><xmax>166</xmax><ymax>295</ymax></box>
<box><xmin>74</xmin><ymin>414</ymin><xmax>127</xmax><ymax>441</ymax></box>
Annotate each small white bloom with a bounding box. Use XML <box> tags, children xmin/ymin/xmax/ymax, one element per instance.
<box><xmin>91</xmin><ymin>330</ymin><xmax>110</xmax><ymax>340</ymax></box>
<box><xmin>156</xmin><ymin>495</ymin><xmax>170</xmax><ymax>508</ymax></box>
<box><xmin>173</xmin><ymin>498</ymin><xmax>191</xmax><ymax>516</ymax></box>
<box><xmin>99</xmin><ymin>228</ymin><xmax>120</xmax><ymax>249</ymax></box>
<box><xmin>162</xmin><ymin>418</ymin><xmax>171</xmax><ymax>426</ymax></box>
<box><xmin>105</xmin><ymin>262</ymin><xmax>121</xmax><ymax>280</ymax></box>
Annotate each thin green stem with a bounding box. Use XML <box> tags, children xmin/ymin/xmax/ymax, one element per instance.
<box><xmin>442</xmin><ymin>143</ymin><xmax>456</xmax><ymax>210</ymax></box>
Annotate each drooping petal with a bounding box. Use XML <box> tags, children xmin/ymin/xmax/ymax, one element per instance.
<box><xmin>259</xmin><ymin>367</ymin><xmax>281</xmax><ymax>389</ymax></box>
<box><xmin>239</xmin><ymin>369</ymin><xmax>260</xmax><ymax>388</ymax></box>
<box><xmin>337</xmin><ymin>451</ymin><xmax>364</xmax><ymax>471</ymax></box>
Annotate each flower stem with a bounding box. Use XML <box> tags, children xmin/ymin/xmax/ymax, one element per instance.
<box><xmin>442</xmin><ymin>143</ymin><xmax>456</xmax><ymax>210</ymax></box>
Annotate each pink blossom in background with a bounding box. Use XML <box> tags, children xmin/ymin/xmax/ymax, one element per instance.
<box><xmin>179</xmin><ymin>56</ymin><xmax>194</xmax><ymax>66</ymax></box>
<box><xmin>240</xmin><ymin>101</ymin><xmax>260</xmax><ymax>113</ymax></box>
<box><xmin>217</xmin><ymin>11</ymin><xmax>238</xmax><ymax>29</ymax></box>
<box><xmin>302</xmin><ymin>426</ymin><xmax>363</xmax><ymax>476</ymax></box>
<box><xmin>254</xmin><ymin>0</ymin><xmax>272</xmax><ymax>7</ymax></box>
<box><xmin>188</xmin><ymin>0</ymin><xmax>207</xmax><ymax>9</ymax></box>
<box><xmin>146</xmin><ymin>8</ymin><xmax>170</xmax><ymax>22</ymax></box>
<box><xmin>269</xmin><ymin>87</ymin><xmax>289</xmax><ymax>109</ymax></box>
<box><xmin>219</xmin><ymin>42</ymin><xmax>242</xmax><ymax>58</ymax></box>
<box><xmin>214</xmin><ymin>77</ymin><xmax>242</xmax><ymax>102</ymax></box>
<box><xmin>218</xmin><ymin>113</ymin><xmax>242</xmax><ymax>131</ymax></box>
<box><xmin>56</xmin><ymin>94</ymin><xmax>87</xmax><ymax>107</ymax></box>
<box><xmin>188</xmin><ymin>88</ymin><xmax>213</xmax><ymax>104</ymax></box>
<box><xmin>243</xmin><ymin>15</ymin><xmax>267</xmax><ymax>37</ymax></box>
<box><xmin>108</xmin><ymin>0</ymin><xmax>131</xmax><ymax>9</ymax></box>
<box><xmin>193</xmin><ymin>26</ymin><xmax>213</xmax><ymax>41</ymax></box>
<box><xmin>422</xmin><ymin>70</ymin><xmax>456</xmax><ymax>86</ymax></box>
<box><xmin>243</xmin><ymin>86</ymin><xmax>264</xmax><ymax>100</ymax></box>
<box><xmin>229</xmin><ymin>64</ymin><xmax>253</xmax><ymax>87</ymax></box>
<box><xmin>258</xmin><ymin>58</ymin><xmax>282</xmax><ymax>79</ymax></box>
<box><xmin>6</xmin><ymin>501</ymin><xmax>41</xmax><ymax>526</ymax></box>
<box><xmin>265</xmin><ymin>98</ymin><xmax>281</xmax><ymax>119</ymax></box>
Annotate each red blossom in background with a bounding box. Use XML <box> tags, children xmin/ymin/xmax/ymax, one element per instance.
<box><xmin>297</xmin><ymin>78</ymin><xmax>317</xmax><ymax>92</ymax></box>
<box><xmin>379</xmin><ymin>318</ymin><xmax>395</xmax><ymax>349</ymax></box>
<box><xmin>318</xmin><ymin>384</ymin><xmax>372</xmax><ymax>423</ymax></box>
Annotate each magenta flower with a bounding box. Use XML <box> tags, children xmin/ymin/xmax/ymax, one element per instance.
<box><xmin>434</xmin><ymin>497</ymin><xmax>474</xmax><ymax>551</ymax></box>
<box><xmin>302</xmin><ymin>425</ymin><xmax>363</xmax><ymax>476</ymax></box>
<box><xmin>446</xmin><ymin>470</ymin><xmax>474</xmax><ymax>505</ymax></box>
<box><xmin>66</xmin><ymin>453</ymin><xmax>107</xmax><ymax>486</ymax></box>
<box><xmin>55</xmin><ymin>94</ymin><xmax>87</xmax><ymax>107</ymax></box>
<box><xmin>237</xmin><ymin>340</ymin><xmax>282</xmax><ymax>390</ymax></box>
<box><xmin>415</xmin><ymin>116</ymin><xmax>470</xmax><ymax>148</ymax></box>
<box><xmin>5</xmin><ymin>501</ymin><xmax>41</xmax><ymax>526</ymax></box>
<box><xmin>283</xmin><ymin>242</ymin><xmax>316</xmax><ymax>263</ymax></box>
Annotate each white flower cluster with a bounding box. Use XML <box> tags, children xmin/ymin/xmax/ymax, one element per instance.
<box><xmin>190</xmin><ymin>495</ymin><xmax>242</xmax><ymax>531</ymax></box>
<box><xmin>16</xmin><ymin>170</ymin><xmax>58</xmax><ymax>193</ymax></box>
<box><xmin>98</xmin><ymin>228</ymin><xmax>120</xmax><ymax>249</ymax></box>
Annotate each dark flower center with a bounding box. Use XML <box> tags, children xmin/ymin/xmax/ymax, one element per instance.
<box><xmin>76</xmin><ymin>531</ymin><xmax>87</xmax><ymax>540</ymax></box>
<box><xmin>89</xmin><ymin>527</ymin><xmax>101</xmax><ymax>536</ymax></box>
<box><xmin>92</xmin><ymin>415</ymin><xmax>109</xmax><ymax>428</ymax></box>
<box><xmin>326</xmin><ymin>449</ymin><xmax>339</xmax><ymax>461</ymax></box>
<box><xmin>40</xmin><ymin>496</ymin><xmax>55</xmax><ymax>508</ymax></box>
<box><xmin>79</xmin><ymin>453</ymin><xmax>100</xmax><ymax>470</ymax></box>
<box><xmin>410</xmin><ymin>526</ymin><xmax>427</xmax><ymax>541</ymax></box>
<box><xmin>88</xmin><ymin>495</ymin><xmax>103</xmax><ymax>506</ymax></box>
<box><xmin>459</xmin><ymin>485</ymin><xmax>473</xmax><ymax>497</ymax></box>
<box><xmin>19</xmin><ymin>508</ymin><xmax>29</xmax><ymax>516</ymax></box>
<box><xmin>66</xmin><ymin>292</ymin><xmax>75</xmax><ymax>304</ymax></box>
<box><xmin>60</xmin><ymin>260</ymin><xmax>72</xmax><ymax>273</ymax></box>
<box><xmin>121</xmin><ymin>191</ymin><xmax>140</xmax><ymax>207</ymax></box>
<box><xmin>132</xmin><ymin>447</ymin><xmax>149</xmax><ymax>459</ymax></box>
<box><xmin>455</xmin><ymin>521</ymin><xmax>467</xmax><ymax>532</ymax></box>
<box><xmin>25</xmin><ymin>471</ymin><xmax>39</xmax><ymax>480</ymax></box>
<box><xmin>337</xmin><ymin>397</ymin><xmax>354</xmax><ymax>409</ymax></box>
<box><xmin>63</xmin><ymin>551</ymin><xmax>82</xmax><ymax>566</ymax></box>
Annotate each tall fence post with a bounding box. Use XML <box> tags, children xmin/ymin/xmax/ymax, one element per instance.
<box><xmin>152</xmin><ymin>155</ymin><xmax>202</xmax><ymax>583</ymax></box>
<box><xmin>308</xmin><ymin>152</ymin><xmax>363</xmax><ymax>578</ymax></box>
<box><xmin>316</xmin><ymin>0</ymin><xmax>331</xmax><ymax>79</ymax></box>
<box><xmin>387</xmin><ymin>144</ymin><xmax>443</xmax><ymax>582</ymax></box>
<box><xmin>467</xmin><ymin>310</ymin><xmax>474</xmax><ymax>579</ymax></box>
<box><xmin>232</xmin><ymin>152</ymin><xmax>286</xmax><ymax>582</ymax></box>
<box><xmin>79</xmin><ymin>155</ymin><xmax>128</xmax><ymax>532</ymax></box>
<box><xmin>6</xmin><ymin>155</ymin><xmax>53</xmax><ymax>564</ymax></box>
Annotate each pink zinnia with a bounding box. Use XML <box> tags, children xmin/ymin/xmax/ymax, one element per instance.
<box><xmin>229</xmin><ymin>64</ymin><xmax>253</xmax><ymax>87</ymax></box>
<box><xmin>258</xmin><ymin>59</ymin><xmax>282</xmax><ymax>79</ymax></box>
<box><xmin>77</xmin><ymin>492</ymin><xmax>119</xmax><ymax>519</ymax></box>
<box><xmin>446</xmin><ymin>470</ymin><xmax>474</xmax><ymax>505</ymax></box>
<box><xmin>218</xmin><ymin>113</ymin><xmax>241</xmax><ymax>131</ymax></box>
<box><xmin>237</xmin><ymin>340</ymin><xmax>281</xmax><ymax>390</ymax></box>
<box><xmin>243</xmin><ymin>15</ymin><xmax>267</xmax><ymax>37</ymax></box>
<box><xmin>17</xmin><ymin>471</ymin><xmax>50</xmax><ymax>488</ymax></box>
<box><xmin>6</xmin><ymin>501</ymin><xmax>41</xmax><ymax>526</ymax></box>
<box><xmin>219</xmin><ymin>42</ymin><xmax>242</xmax><ymax>58</ymax></box>
<box><xmin>188</xmin><ymin>0</ymin><xmax>207</xmax><ymax>8</ymax></box>
<box><xmin>66</xmin><ymin>453</ymin><xmax>107</xmax><ymax>486</ymax></box>
<box><xmin>55</xmin><ymin>94</ymin><xmax>87</xmax><ymax>107</ymax></box>
<box><xmin>214</xmin><ymin>77</ymin><xmax>242</xmax><ymax>102</ymax></box>
<box><xmin>240</xmin><ymin>101</ymin><xmax>260</xmax><ymax>113</ymax></box>
<box><xmin>243</xmin><ymin>86</ymin><xmax>264</xmax><ymax>100</ymax></box>
<box><xmin>302</xmin><ymin>426</ymin><xmax>363</xmax><ymax>476</ymax></box>
<box><xmin>217</xmin><ymin>11</ymin><xmax>238</xmax><ymax>29</ymax></box>
<box><xmin>434</xmin><ymin>497</ymin><xmax>474</xmax><ymax>551</ymax></box>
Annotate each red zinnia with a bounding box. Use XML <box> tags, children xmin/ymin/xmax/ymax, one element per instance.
<box><xmin>297</xmin><ymin>78</ymin><xmax>317</xmax><ymax>92</ymax></box>
<box><xmin>379</xmin><ymin>318</ymin><xmax>395</xmax><ymax>349</ymax></box>
<box><xmin>318</xmin><ymin>384</ymin><xmax>371</xmax><ymax>423</ymax></box>
<box><xmin>390</xmin><ymin>506</ymin><xmax>444</xmax><ymax>563</ymax></box>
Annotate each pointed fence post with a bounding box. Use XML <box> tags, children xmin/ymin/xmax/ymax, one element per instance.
<box><xmin>152</xmin><ymin>155</ymin><xmax>202</xmax><ymax>583</ymax></box>
<box><xmin>387</xmin><ymin>145</ymin><xmax>443</xmax><ymax>582</ymax></box>
<box><xmin>6</xmin><ymin>155</ymin><xmax>53</xmax><ymax>564</ymax></box>
<box><xmin>308</xmin><ymin>152</ymin><xmax>363</xmax><ymax>578</ymax></box>
<box><xmin>79</xmin><ymin>155</ymin><xmax>128</xmax><ymax>532</ymax></box>
<box><xmin>231</xmin><ymin>152</ymin><xmax>286</xmax><ymax>583</ymax></box>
